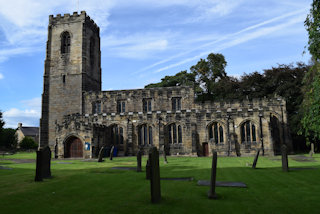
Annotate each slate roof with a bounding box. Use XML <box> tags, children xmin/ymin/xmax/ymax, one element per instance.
<box><xmin>20</xmin><ymin>127</ymin><xmax>39</xmax><ymax>136</ymax></box>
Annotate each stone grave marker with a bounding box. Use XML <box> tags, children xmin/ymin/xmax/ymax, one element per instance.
<box><xmin>110</xmin><ymin>146</ymin><xmax>114</xmax><ymax>160</ymax></box>
<box><xmin>163</xmin><ymin>145</ymin><xmax>168</xmax><ymax>164</ymax></box>
<box><xmin>149</xmin><ymin>147</ymin><xmax>161</xmax><ymax>203</ymax></box>
<box><xmin>98</xmin><ymin>146</ymin><xmax>104</xmax><ymax>162</ymax></box>
<box><xmin>146</xmin><ymin>159</ymin><xmax>151</xmax><ymax>180</ymax></box>
<box><xmin>137</xmin><ymin>148</ymin><xmax>142</xmax><ymax>172</ymax></box>
<box><xmin>252</xmin><ymin>149</ymin><xmax>261</xmax><ymax>169</ymax></box>
<box><xmin>35</xmin><ymin>146</ymin><xmax>51</xmax><ymax>182</ymax></box>
<box><xmin>208</xmin><ymin>150</ymin><xmax>218</xmax><ymax>199</ymax></box>
<box><xmin>281</xmin><ymin>144</ymin><xmax>289</xmax><ymax>172</ymax></box>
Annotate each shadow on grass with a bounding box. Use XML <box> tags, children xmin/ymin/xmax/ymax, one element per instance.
<box><xmin>1</xmin><ymin>156</ymin><xmax>320</xmax><ymax>214</ymax></box>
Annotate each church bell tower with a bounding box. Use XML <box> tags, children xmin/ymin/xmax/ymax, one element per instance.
<box><xmin>40</xmin><ymin>11</ymin><xmax>101</xmax><ymax>150</ymax></box>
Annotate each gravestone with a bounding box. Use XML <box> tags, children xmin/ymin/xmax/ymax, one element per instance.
<box><xmin>208</xmin><ymin>150</ymin><xmax>218</xmax><ymax>199</ymax></box>
<box><xmin>98</xmin><ymin>146</ymin><xmax>104</xmax><ymax>162</ymax></box>
<box><xmin>252</xmin><ymin>149</ymin><xmax>261</xmax><ymax>169</ymax></box>
<box><xmin>309</xmin><ymin>143</ymin><xmax>315</xmax><ymax>157</ymax></box>
<box><xmin>35</xmin><ymin>146</ymin><xmax>51</xmax><ymax>182</ymax></box>
<box><xmin>163</xmin><ymin>145</ymin><xmax>168</xmax><ymax>164</ymax></box>
<box><xmin>281</xmin><ymin>144</ymin><xmax>289</xmax><ymax>172</ymax></box>
<box><xmin>146</xmin><ymin>159</ymin><xmax>151</xmax><ymax>180</ymax></box>
<box><xmin>110</xmin><ymin>146</ymin><xmax>114</xmax><ymax>160</ymax></box>
<box><xmin>149</xmin><ymin>147</ymin><xmax>161</xmax><ymax>203</ymax></box>
<box><xmin>137</xmin><ymin>148</ymin><xmax>142</xmax><ymax>172</ymax></box>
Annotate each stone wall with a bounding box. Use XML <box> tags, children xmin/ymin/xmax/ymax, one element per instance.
<box><xmin>83</xmin><ymin>86</ymin><xmax>195</xmax><ymax>114</ymax></box>
<box><xmin>55</xmin><ymin>92</ymin><xmax>291</xmax><ymax>157</ymax></box>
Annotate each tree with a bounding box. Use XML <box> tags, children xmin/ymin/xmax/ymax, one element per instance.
<box><xmin>190</xmin><ymin>53</ymin><xmax>227</xmax><ymax>98</ymax></box>
<box><xmin>0</xmin><ymin>128</ymin><xmax>17</xmax><ymax>149</ymax></box>
<box><xmin>0</xmin><ymin>110</ymin><xmax>4</xmax><ymax>132</ymax></box>
<box><xmin>145</xmin><ymin>70</ymin><xmax>196</xmax><ymax>89</ymax></box>
<box><xmin>301</xmin><ymin>0</ymin><xmax>320</xmax><ymax>153</ymax></box>
<box><xmin>305</xmin><ymin>0</ymin><xmax>320</xmax><ymax>61</ymax></box>
<box><xmin>20</xmin><ymin>137</ymin><xmax>38</xmax><ymax>150</ymax></box>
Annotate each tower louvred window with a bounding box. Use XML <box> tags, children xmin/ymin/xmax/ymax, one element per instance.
<box><xmin>61</xmin><ymin>32</ymin><xmax>71</xmax><ymax>54</ymax></box>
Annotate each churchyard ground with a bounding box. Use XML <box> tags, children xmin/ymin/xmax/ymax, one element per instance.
<box><xmin>0</xmin><ymin>152</ymin><xmax>319</xmax><ymax>214</ymax></box>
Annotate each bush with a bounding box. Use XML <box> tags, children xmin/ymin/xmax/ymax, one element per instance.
<box><xmin>20</xmin><ymin>137</ymin><xmax>38</xmax><ymax>150</ymax></box>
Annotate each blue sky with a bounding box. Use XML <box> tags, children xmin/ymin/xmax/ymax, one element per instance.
<box><xmin>0</xmin><ymin>0</ymin><xmax>312</xmax><ymax>128</ymax></box>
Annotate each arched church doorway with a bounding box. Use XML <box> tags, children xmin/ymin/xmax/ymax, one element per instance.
<box><xmin>64</xmin><ymin>136</ymin><xmax>83</xmax><ymax>158</ymax></box>
<box><xmin>270</xmin><ymin>115</ymin><xmax>281</xmax><ymax>155</ymax></box>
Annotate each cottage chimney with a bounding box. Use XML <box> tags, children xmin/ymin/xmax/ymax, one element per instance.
<box><xmin>18</xmin><ymin>123</ymin><xmax>22</xmax><ymax>129</ymax></box>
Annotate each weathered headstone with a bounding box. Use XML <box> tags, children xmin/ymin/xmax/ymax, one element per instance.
<box><xmin>208</xmin><ymin>150</ymin><xmax>218</xmax><ymax>199</ymax></box>
<box><xmin>309</xmin><ymin>143</ymin><xmax>315</xmax><ymax>157</ymax></box>
<box><xmin>98</xmin><ymin>146</ymin><xmax>104</xmax><ymax>162</ymax></box>
<box><xmin>163</xmin><ymin>145</ymin><xmax>168</xmax><ymax>164</ymax></box>
<box><xmin>146</xmin><ymin>159</ymin><xmax>151</xmax><ymax>180</ymax></box>
<box><xmin>281</xmin><ymin>144</ymin><xmax>289</xmax><ymax>172</ymax></box>
<box><xmin>35</xmin><ymin>146</ymin><xmax>51</xmax><ymax>182</ymax></box>
<box><xmin>137</xmin><ymin>148</ymin><xmax>142</xmax><ymax>172</ymax></box>
<box><xmin>252</xmin><ymin>149</ymin><xmax>261</xmax><ymax>169</ymax></box>
<box><xmin>110</xmin><ymin>146</ymin><xmax>114</xmax><ymax>160</ymax></box>
<box><xmin>149</xmin><ymin>147</ymin><xmax>161</xmax><ymax>203</ymax></box>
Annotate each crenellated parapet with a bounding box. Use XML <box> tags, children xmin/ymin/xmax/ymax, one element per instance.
<box><xmin>49</xmin><ymin>11</ymin><xmax>99</xmax><ymax>33</ymax></box>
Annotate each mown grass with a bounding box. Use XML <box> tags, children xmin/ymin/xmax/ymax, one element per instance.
<box><xmin>0</xmin><ymin>153</ymin><xmax>320</xmax><ymax>214</ymax></box>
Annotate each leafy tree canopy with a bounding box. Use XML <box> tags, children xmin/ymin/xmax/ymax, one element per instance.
<box><xmin>190</xmin><ymin>53</ymin><xmax>227</xmax><ymax>95</ymax></box>
<box><xmin>0</xmin><ymin>110</ymin><xmax>4</xmax><ymax>132</ymax></box>
<box><xmin>20</xmin><ymin>136</ymin><xmax>38</xmax><ymax>150</ymax></box>
<box><xmin>145</xmin><ymin>70</ymin><xmax>196</xmax><ymax>88</ymax></box>
<box><xmin>300</xmin><ymin>0</ymin><xmax>320</xmax><ymax>151</ymax></box>
<box><xmin>0</xmin><ymin>128</ymin><xmax>17</xmax><ymax>149</ymax></box>
<box><xmin>305</xmin><ymin>0</ymin><xmax>320</xmax><ymax>61</ymax></box>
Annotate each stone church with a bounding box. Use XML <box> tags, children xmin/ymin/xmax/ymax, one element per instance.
<box><xmin>39</xmin><ymin>11</ymin><xmax>292</xmax><ymax>159</ymax></box>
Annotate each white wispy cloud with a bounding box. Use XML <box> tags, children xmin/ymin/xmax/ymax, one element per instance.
<box><xmin>0</xmin><ymin>0</ymin><xmax>115</xmax><ymax>64</ymax></box>
<box><xmin>0</xmin><ymin>73</ymin><xmax>3</xmax><ymax>80</ymax></box>
<box><xmin>3</xmin><ymin>97</ymin><xmax>41</xmax><ymax>128</ymax></box>
<box><xmin>102</xmin><ymin>33</ymin><xmax>171</xmax><ymax>59</ymax></box>
<box><xmin>148</xmin><ymin>8</ymin><xmax>308</xmax><ymax>73</ymax></box>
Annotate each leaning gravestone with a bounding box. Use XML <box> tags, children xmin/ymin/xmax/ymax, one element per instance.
<box><xmin>208</xmin><ymin>150</ymin><xmax>218</xmax><ymax>199</ymax></box>
<box><xmin>149</xmin><ymin>147</ymin><xmax>161</xmax><ymax>203</ymax></box>
<box><xmin>137</xmin><ymin>148</ymin><xmax>142</xmax><ymax>172</ymax></box>
<box><xmin>98</xmin><ymin>146</ymin><xmax>104</xmax><ymax>162</ymax></box>
<box><xmin>252</xmin><ymin>149</ymin><xmax>261</xmax><ymax>169</ymax></box>
<box><xmin>281</xmin><ymin>144</ymin><xmax>289</xmax><ymax>172</ymax></box>
<box><xmin>110</xmin><ymin>146</ymin><xmax>114</xmax><ymax>161</ymax></box>
<box><xmin>35</xmin><ymin>146</ymin><xmax>51</xmax><ymax>182</ymax></box>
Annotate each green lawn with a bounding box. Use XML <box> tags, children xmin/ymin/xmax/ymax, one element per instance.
<box><xmin>0</xmin><ymin>152</ymin><xmax>320</xmax><ymax>214</ymax></box>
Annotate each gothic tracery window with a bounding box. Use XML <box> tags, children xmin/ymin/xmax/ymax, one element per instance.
<box><xmin>241</xmin><ymin>121</ymin><xmax>257</xmax><ymax>144</ymax></box>
<box><xmin>168</xmin><ymin>123</ymin><xmax>182</xmax><ymax>144</ymax></box>
<box><xmin>110</xmin><ymin>125</ymin><xmax>124</xmax><ymax>145</ymax></box>
<box><xmin>138</xmin><ymin>124</ymin><xmax>153</xmax><ymax>145</ymax></box>
<box><xmin>208</xmin><ymin>122</ymin><xmax>224</xmax><ymax>144</ymax></box>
